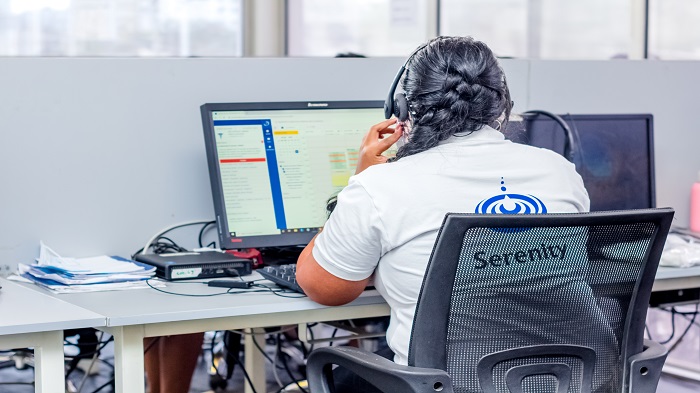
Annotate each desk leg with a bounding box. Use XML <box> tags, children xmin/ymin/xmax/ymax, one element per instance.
<box><xmin>244</xmin><ymin>329</ymin><xmax>266</xmax><ymax>393</ymax></box>
<box><xmin>33</xmin><ymin>331</ymin><xmax>65</xmax><ymax>393</ymax></box>
<box><xmin>107</xmin><ymin>325</ymin><xmax>146</xmax><ymax>393</ymax></box>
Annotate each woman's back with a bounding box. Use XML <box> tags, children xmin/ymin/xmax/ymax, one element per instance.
<box><xmin>317</xmin><ymin>126</ymin><xmax>589</xmax><ymax>365</ymax></box>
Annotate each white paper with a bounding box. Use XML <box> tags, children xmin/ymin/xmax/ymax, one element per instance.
<box><xmin>37</xmin><ymin>241</ymin><xmax>152</xmax><ymax>274</ymax></box>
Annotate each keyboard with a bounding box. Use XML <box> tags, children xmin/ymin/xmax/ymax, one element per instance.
<box><xmin>257</xmin><ymin>264</ymin><xmax>305</xmax><ymax>294</ymax></box>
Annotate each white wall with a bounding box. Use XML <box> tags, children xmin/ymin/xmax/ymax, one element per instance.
<box><xmin>0</xmin><ymin>57</ymin><xmax>696</xmax><ymax>271</ymax></box>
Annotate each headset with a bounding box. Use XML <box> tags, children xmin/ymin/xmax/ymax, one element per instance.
<box><xmin>383</xmin><ymin>42</ymin><xmax>430</xmax><ymax>122</ymax></box>
<box><xmin>521</xmin><ymin>110</ymin><xmax>579</xmax><ymax>164</ymax></box>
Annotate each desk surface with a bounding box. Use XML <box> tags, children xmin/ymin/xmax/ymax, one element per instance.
<box><xmin>20</xmin><ymin>272</ymin><xmax>388</xmax><ymax>327</ymax></box>
<box><xmin>652</xmin><ymin>266</ymin><xmax>700</xmax><ymax>291</ymax></box>
<box><xmin>0</xmin><ymin>278</ymin><xmax>105</xmax><ymax>335</ymax></box>
<box><xmin>10</xmin><ymin>266</ymin><xmax>700</xmax><ymax>329</ymax></box>
<box><xmin>656</xmin><ymin>265</ymin><xmax>700</xmax><ymax>280</ymax></box>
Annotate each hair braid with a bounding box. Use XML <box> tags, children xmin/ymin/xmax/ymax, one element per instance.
<box><xmin>390</xmin><ymin>36</ymin><xmax>512</xmax><ymax>162</ymax></box>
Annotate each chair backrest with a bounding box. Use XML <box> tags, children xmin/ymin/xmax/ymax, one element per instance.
<box><xmin>408</xmin><ymin>209</ymin><xmax>673</xmax><ymax>393</ymax></box>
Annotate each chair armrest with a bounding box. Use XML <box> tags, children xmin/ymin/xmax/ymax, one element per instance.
<box><xmin>627</xmin><ymin>339</ymin><xmax>668</xmax><ymax>393</ymax></box>
<box><xmin>307</xmin><ymin>346</ymin><xmax>454</xmax><ymax>393</ymax></box>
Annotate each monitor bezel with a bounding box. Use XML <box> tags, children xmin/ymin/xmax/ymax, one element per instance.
<box><xmin>200</xmin><ymin>100</ymin><xmax>385</xmax><ymax>250</ymax></box>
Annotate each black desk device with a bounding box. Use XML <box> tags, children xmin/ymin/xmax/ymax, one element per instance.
<box><xmin>134</xmin><ymin>251</ymin><xmax>252</xmax><ymax>281</ymax></box>
<box><xmin>257</xmin><ymin>264</ymin><xmax>305</xmax><ymax>294</ymax></box>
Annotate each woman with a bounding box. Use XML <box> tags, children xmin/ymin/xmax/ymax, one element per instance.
<box><xmin>296</xmin><ymin>36</ymin><xmax>590</xmax><ymax>389</ymax></box>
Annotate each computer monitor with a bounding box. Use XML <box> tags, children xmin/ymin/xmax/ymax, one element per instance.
<box><xmin>200</xmin><ymin>101</ymin><xmax>385</xmax><ymax>249</ymax></box>
<box><xmin>503</xmin><ymin>114</ymin><xmax>656</xmax><ymax>212</ymax></box>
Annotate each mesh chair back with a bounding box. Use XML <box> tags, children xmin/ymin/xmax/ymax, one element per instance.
<box><xmin>408</xmin><ymin>209</ymin><xmax>673</xmax><ymax>393</ymax></box>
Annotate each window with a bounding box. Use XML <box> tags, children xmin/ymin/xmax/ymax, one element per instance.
<box><xmin>648</xmin><ymin>0</ymin><xmax>700</xmax><ymax>59</ymax></box>
<box><xmin>440</xmin><ymin>0</ymin><xmax>631</xmax><ymax>59</ymax></box>
<box><xmin>287</xmin><ymin>0</ymin><xmax>433</xmax><ymax>57</ymax></box>
<box><xmin>0</xmin><ymin>0</ymin><xmax>244</xmax><ymax>57</ymax></box>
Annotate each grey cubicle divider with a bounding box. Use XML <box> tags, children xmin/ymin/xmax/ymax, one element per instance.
<box><xmin>0</xmin><ymin>57</ymin><xmax>697</xmax><ymax>273</ymax></box>
<box><xmin>0</xmin><ymin>57</ymin><xmax>528</xmax><ymax>271</ymax></box>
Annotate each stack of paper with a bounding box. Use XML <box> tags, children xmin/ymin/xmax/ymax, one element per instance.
<box><xmin>15</xmin><ymin>242</ymin><xmax>159</xmax><ymax>293</ymax></box>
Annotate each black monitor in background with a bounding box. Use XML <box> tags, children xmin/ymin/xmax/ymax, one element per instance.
<box><xmin>200</xmin><ymin>101</ymin><xmax>385</xmax><ymax>249</ymax></box>
<box><xmin>503</xmin><ymin>113</ymin><xmax>656</xmax><ymax>212</ymax></box>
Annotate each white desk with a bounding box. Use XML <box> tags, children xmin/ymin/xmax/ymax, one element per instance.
<box><xmin>15</xmin><ymin>266</ymin><xmax>700</xmax><ymax>393</ymax></box>
<box><xmin>652</xmin><ymin>265</ymin><xmax>700</xmax><ymax>292</ymax></box>
<box><xmin>29</xmin><ymin>274</ymin><xmax>389</xmax><ymax>393</ymax></box>
<box><xmin>0</xmin><ymin>278</ymin><xmax>106</xmax><ymax>393</ymax></box>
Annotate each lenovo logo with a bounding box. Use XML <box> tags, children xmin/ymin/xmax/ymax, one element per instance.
<box><xmin>307</xmin><ymin>102</ymin><xmax>329</xmax><ymax>107</ymax></box>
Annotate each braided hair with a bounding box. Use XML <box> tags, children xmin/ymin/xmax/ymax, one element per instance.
<box><xmin>392</xmin><ymin>36</ymin><xmax>512</xmax><ymax>161</ymax></box>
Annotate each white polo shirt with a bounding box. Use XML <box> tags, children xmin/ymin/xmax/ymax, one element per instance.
<box><xmin>312</xmin><ymin>126</ymin><xmax>590</xmax><ymax>365</ymax></box>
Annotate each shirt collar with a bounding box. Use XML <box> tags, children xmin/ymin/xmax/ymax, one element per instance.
<box><xmin>437</xmin><ymin>125</ymin><xmax>505</xmax><ymax>146</ymax></box>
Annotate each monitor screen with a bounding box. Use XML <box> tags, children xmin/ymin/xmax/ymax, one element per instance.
<box><xmin>201</xmin><ymin>101</ymin><xmax>385</xmax><ymax>249</ymax></box>
<box><xmin>503</xmin><ymin>114</ymin><xmax>656</xmax><ymax>212</ymax></box>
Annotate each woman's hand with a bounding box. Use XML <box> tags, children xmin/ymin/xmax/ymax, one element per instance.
<box><xmin>355</xmin><ymin>118</ymin><xmax>403</xmax><ymax>174</ymax></box>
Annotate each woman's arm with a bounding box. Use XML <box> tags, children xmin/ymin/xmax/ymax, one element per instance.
<box><xmin>296</xmin><ymin>235</ymin><xmax>370</xmax><ymax>306</ymax></box>
<box><xmin>297</xmin><ymin>118</ymin><xmax>401</xmax><ymax>306</ymax></box>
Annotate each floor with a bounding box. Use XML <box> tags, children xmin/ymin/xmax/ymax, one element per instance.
<box><xmin>0</xmin><ymin>336</ymin><xmax>699</xmax><ymax>392</ymax></box>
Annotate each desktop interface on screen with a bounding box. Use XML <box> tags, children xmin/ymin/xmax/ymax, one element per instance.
<box><xmin>504</xmin><ymin>114</ymin><xmax>655</xmax><ymax>212</ymax></box>
<box><xmin>201</xmin><ymin>102</ymin><xmax>386</xmax><ymax>249</ymax></box>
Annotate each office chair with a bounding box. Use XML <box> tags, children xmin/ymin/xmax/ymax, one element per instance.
<box><xmin>308</xmin><ymin>208</ymin><xmax>674</xmax><ymax>393</ymax></box>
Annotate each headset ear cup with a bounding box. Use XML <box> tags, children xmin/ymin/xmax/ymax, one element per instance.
<box><xmin>394</xmin><ymin>93</ymin><xmax>409</xmax><ymax>122</ymax></box>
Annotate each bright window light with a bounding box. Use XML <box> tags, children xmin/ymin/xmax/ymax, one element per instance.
<box><xmin>10</xmin><ymin>0</ymin><xmax>71</xmax><ymax>14</ymax></box>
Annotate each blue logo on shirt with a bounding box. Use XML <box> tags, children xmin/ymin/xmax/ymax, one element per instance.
<box><xmin>475</xmin><ymin>177</ymin><xmax>548</xmax><ymax>214</ymax></box>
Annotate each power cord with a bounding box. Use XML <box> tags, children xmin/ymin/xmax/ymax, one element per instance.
<box><xmin>214</xmin><ymin>331</ymin><xmax>259</xmax><ymax>393</ymax></box>
<box><xmin>76</xmin><ymin>331</ymin><xmax>105</xmax><ymax>393</ymax></box>
<box><xmin>650</xmin><ymin>304</ymin><xmax>699</xmax><ymax>351</ymax></box>
<box><xmin>139</xmin><ymin>220</ymin><xmax>215</xmax><ymax>256</ymax></box>
<box><xmin>276</xmin><ymin>333</ymin><xmax>309</xmax><ymax>393</ymax></box>
<box><xmin>198</xmin><ymin>221</ymin><xmax>218</xmax><ymax>248</ymax></box>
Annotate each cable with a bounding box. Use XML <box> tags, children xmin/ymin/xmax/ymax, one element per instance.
<box><xmin>277</xmin><ymin>333</ymin><xmax>309</xmax><ymax>393</ymax></box>
<box><xmin>230</xmin><ymin>325</ymin><xmax>297</xmax><ymax>336</ymax></box>
<box><xmin>209</xmin><ymin>331</ymin><xmax>225</xmax><ymax>383</ymax></box>
<box><xmin>64</xmin><ymin>336</ymin><xmax>114</xmax><ymax>360</ymax></box>
<box><xmin>145</xmin><ymin>279</ymin><xmax>266</xmax><ymax>297</ymax></box>
<box><xmin>145</xmin><ymin>279</ymin><xmax>301</xmax><ymax>298</ymax></box>
<box><xmin>252</xmin><ymin>283</ymin><xmax>307</xmax><ymax>299</ymax></box>
<box><xmin>141</xmin><ymin>220</ymin><xmax>213</xmax><ymax>255</ymax></box>
<box><xmin>245</xmin><ymin>331</ymin><xmax>288</xmax><ymax>389</ymax></box>
<box><xmin>217</xmin><ymin>331</ymin><xmax>259</xmax><ymax>393</ymax></box>
<box><xmin>645</xmin><ymin>324</ymin><xmax>655</xmax><ymax>341</ymax></box>
<box><xmin>198</xmin><ymin>221</ymin><xmax>217</xmax><ymax>248</ymax></box>
<box><xmin>150</xmin><ymin>236</ymin><xmax>188</xmax><ymax>254</ymax></box>
<box><xmin>89</xmin><ymin>378</ymin><xmax>114</xmax><ymax>393</ymax></box>
<box><xmin>654</xmin><ymin>304</ymin><xmax>699</xmax><ymax>350</ymax></box>
<box><xmin>522</xmin><ymin>110</ymin><xmax>578</xmax><ymax>164</ymax></box>
<box><xmin>658</xmin><ymin>307</ymin><xmax>678</xmax><ymax>345</ymax></box>
<box><xmin>144</xmin><ymin>337</ymin><xmax>161</xmax><ymax>355</ymax></box>
<box><xmin>304</xmin><ymin>324</ymin><xmax>314</xmax><ymax>354</ymax></box>
<box><xmin>668</xmin><ymin>308</ymin><xmax>698</xmax><ymax>353</ymax></box>
<box><xmin>98</xmin><ymin>357</ymin><xmax>115</xmax><ymax>370</ymax></box>
<box><xmin>0</xmin><ymin>382</ymin><xmax>35</xmax><ymax>386</ymax></box>
<box><xmin>250</xmin><ymin>332</ymin><xmax>286</xmax><ymax>368</ymax></box>
<box><xmin>328</xmin><ymin>328</ymin><xmax>339</xmax><ymax>347</ymax></box>
<box><xmin>565</xmin><ymin>113</ymin><xmax>584</xmax><ymax>167</ymax></box>
<box><xmin>76</xmin><ymin>331</ymin><xmax>104</xmax><ymax>393</ymax></box>
<box><xmin>272</xmin><ymin>344</ymin><xmax>286</xmax><ymax>389</ymax></box>
<box><xmin>231</xmin><ymin>349</ymin><xmax>259</xmax><ymax>393</ymax></box>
